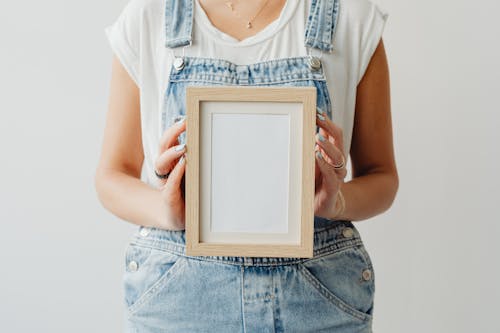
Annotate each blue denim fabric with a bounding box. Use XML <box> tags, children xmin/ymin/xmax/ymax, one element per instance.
<box><xmin>124</xmin><ymin>0</ymin><xmax>376</xmax><ymax>331</ymax></box>
<box><xmin>161</xmin><ymin>56</ymin><xmax>334</xmax><ymax>145</ymax></box>
<box><xmin>124</xmin><ymin>219</ymin><xmax>375</xmax><ymax>332</ymax></box>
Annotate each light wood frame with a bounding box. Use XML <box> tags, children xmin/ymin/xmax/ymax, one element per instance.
<box><xmin>185</xmin><ymin>86</ymin><xmax>316</xmax><ymax>258</ymax></box>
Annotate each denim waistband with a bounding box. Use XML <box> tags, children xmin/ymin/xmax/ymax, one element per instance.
<box><xmin>168</xmin><ymin>56</ymin><xmax>327</xmax><ymax>85</ymax></box>
<box><xmin>128</xmin><ymin>217</ymin><xmax>364</xmax><ymax>266</ymax></box>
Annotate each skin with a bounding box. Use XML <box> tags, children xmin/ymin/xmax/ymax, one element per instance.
<box><xmin>197</xmin><ymin>0</ymin><xmax>287</xmax><ymax>41</ymax></box>
<box><xmin>94</xmin><ymin>0</ymin><xmax>398</xmax><ymax>229</ymax></box>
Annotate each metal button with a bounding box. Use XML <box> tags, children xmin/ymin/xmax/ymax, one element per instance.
<box><xmin>342</xmin><ymin>227</ymin><xmax>354</xmax><ymax>238</ymax></box>
<box><xmin>173</xmin><ymin>57</ymin><xmax>185</xmax><ymax>71</ymax></box>
<box><xmin>139</xmin><ymin>227</ymin><xmax>150</xmax><ymax>237</ymax></box>
<box><xmin>362</xmin><ymin>268</ymin><xmax>372</xmax><ymax>281</ymax></box>
<box><xmin>128</xmin><ymin>260</ymin><xmax>138</xmax><ymax>272</ymax></box>
<box><xmin>308</xmin><ymin>56</ymin><xmax>321</xmax><ymax>71</ymax></box>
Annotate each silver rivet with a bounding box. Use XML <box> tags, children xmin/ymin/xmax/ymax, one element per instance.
<box><xmin>173</xmin><ymin>57</ymin><xmax>185</xmax><ymax>71</ymax></box>
<box><xmin>342</xmin><ymin>227</ymin><xmax>354</xmax><ymax>238</ymax></box>
<box><xmin>139</xmin><ymin>227</ymin><xmax>150</xmax><ymax>237</ymax></box>
<box><xmin>128</xmin><ymin>260</ymin><xmax>138</xmax><ymax>272</ymax></box>
<box><xmin>362</xmin><ymin>268</ymin><xmax>372</xmax><ymax>281</ymax></box>
<box><xmin>308</xmin><ymin>56</ymin><xmax>321</xmax><ymax>71</ymax></box>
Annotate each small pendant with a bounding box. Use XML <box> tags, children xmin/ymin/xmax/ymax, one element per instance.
<box><xmin>247</xmin><ymin>21</ymin><xmax>252</xmax><ymax>29</ymax></box>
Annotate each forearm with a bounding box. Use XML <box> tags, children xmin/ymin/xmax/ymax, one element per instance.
<box><xmin>94</xmin><ymin>169</ymin><xmax>167</xmax><ymax>228</ymax></box>
<box><xmin>332</xmin><ymin>171</ymin><xmax>399</xmax><ymax>222</ymax></box>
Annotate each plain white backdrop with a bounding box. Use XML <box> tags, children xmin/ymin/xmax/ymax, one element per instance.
<box><xmin>1</xmin><ymin>0</ymin><xmax>498</xmax><ymax>332</ymax></box>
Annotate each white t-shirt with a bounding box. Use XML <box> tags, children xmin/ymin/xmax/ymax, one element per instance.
<box><xmin>104</xmin><ymin>0</ymin><xmax>389</xmax><ymax>188</ymax></box>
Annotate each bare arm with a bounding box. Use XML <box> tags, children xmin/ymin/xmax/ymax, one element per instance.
<box><xmin>94</xmin><ymin>55</ymin><xmax>171</xmax><ymax>228</ymax></box>
<box><xmin>335</xmin><ymin>38</ymin><xmax>399</xmax><ymax>222</ymax></box>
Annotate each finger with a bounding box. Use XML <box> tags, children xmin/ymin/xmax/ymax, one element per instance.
<box><xmin>319</xmin><ymin>127</ymin><xmax>332</xmax><ymax>143</ymax></box>
<box><xmin>317</xmin><ymin>145</ymin><xmax>347</xmax><ymax>179</ymax></box>
<box><xmin>316</xmin><ymin>109</ymin><xmax>344</xmax><ymax>155</ymax></box>
<box><xmin>155</xmin><ymin>143</ymin><xmax>187</xmax><ymax>178</ymax></box>
<box><xmin>319</xmin><ymin>126</ymin><xmax>347</xmax><ymax>179</ymax></box>
<box><xmin>315</xmin><ymin>132</ymin><xmax>344</xmax><ymax>169</ymax></box>
<box><xmin>318</xmin><ymin>127</ymin><xmax>333</xmax><ymax>164</ymax></box>
<box><xmin>315</xmin><ymin>148</ymin><xmax>338</xmax><ymax>189</ymax></box>
<box><xmin>318</xmin><ymin>127</ymin><xmax>337</xmax><ymax>165</ymax></box>
<box><xmin>158</xmin><ymin>116</ymin><xmax>186</xmax><ymax>153</ymax></box>
<box><xmin>163</xmin><ymin>153</ymin><xmax>186</xmax><ymax>192</ymax></box>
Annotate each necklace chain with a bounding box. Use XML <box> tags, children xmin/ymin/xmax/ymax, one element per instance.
<box><xmin>224</xmin><ymin>0</ymin><xmax>271</xmax><ymax>29</ymax></box>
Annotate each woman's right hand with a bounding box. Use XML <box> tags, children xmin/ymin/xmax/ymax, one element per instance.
<box><xmin>155</xmin><ymin>117</ymin><xmax>187</xmax><ymax>230</ymax></box>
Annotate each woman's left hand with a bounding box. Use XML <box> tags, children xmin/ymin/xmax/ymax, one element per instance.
<box><xmin>314</xmin><ymin>109</ymin><xmax>347</xmax><ymax>219</ymax></box>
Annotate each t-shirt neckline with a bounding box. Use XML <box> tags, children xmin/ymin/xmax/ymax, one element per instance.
<box><xmin>194</xmin><ymin>0</ymin><xmax>298</xmax><ymax>47</ymax></box>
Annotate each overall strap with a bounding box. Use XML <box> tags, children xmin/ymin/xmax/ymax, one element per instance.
<box><xmin>304</xmin><ymin>0</ymin><xmax>340</xmax><ymax>53</ymax></box>
<box><xmin>165</xmin><ymin>0</ymin><xmax>194</xmax><ymax>48</ymax></box>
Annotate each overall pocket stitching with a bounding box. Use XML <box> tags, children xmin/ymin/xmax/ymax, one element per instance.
<box><xmin>126</xmin><ymin>253</ymin><xmax>186</xmax><ymax>316</ymax></box>
<box><xmin>297</xmin><ymin>262</ymin><xmax>372</xmax><ymax>322</ymax></box>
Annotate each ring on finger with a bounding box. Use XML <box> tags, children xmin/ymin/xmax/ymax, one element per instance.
<box><xmin>154</xmin><ymin>169</ymin><xmax>170</xmax><ymax>179</ymax></box>
<box><xmin>333</xmin><ymin>154</ymin><xmax>346</xmax><ymax>169</ymax></box>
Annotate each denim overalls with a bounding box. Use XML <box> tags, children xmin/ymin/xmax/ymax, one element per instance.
<box><xmin>123</xmin><ymin>1</ymin><xmax>376</xmax><ymax>332</ymax></box>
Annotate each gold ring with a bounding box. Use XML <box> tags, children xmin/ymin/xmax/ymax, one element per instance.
<box><xmin>333</xmin><ymin>154</ymin><xmax>345</xmax><ymax>169</ymax></box>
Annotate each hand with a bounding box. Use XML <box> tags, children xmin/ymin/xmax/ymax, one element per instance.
<box><xmin>154</xmin><ymin>117</ymin><xmax>187</xmax><ymax>230</ymax></box>
<box><xmin>314</xmin><ymin>109</ymin><xmax>347</xmax><ymax>220</ymax></box>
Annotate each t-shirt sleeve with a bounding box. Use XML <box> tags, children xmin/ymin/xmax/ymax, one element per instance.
<box><xmin>356</xmin><ymin>1</ymin><xmax>389</xmax><ymax>85</ymax></box>
<box><xmin>104</xmin><ymin>0</ymin><xmax>143</xmax><ymax>87</ymax></box>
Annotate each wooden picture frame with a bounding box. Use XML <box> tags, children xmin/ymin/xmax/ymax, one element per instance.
<box><xmin>185</xmin><ymin>86</ymin><xmax>316</xmax><ymax>258</ymax></box>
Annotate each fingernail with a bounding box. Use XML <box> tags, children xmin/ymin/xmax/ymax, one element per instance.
<box><xmin>174</xmin><ymin>143</ymin><xmax>186</xmax><ymax>151</ymax></box>
<box><xmin>316</xmin><ymin>133</ymin><xmax>326</xmax><ymax>142</ymax></box>
<box><xmin>316</xmin><ymin>107</ymin><xmax>325</xmax><ymax>115</ymax></box>
<box><xmin>317</xmin><ymin>113</ymin><xmax>325</xmax><ymax>121</ymax></box>
<box><xmin>179</xmin><ymin>155</ymin><xmax>185</xmax><ymax>163</ymax></box>
<box><xmin>316</xmin><ymin>151</ymin><xmax>323</xmax><ymax>160</ymax></box>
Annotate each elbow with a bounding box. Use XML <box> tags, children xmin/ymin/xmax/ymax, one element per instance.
<box><xmin>384</xmin><ymin>169</ymin><xmax>399</xmax><ymax>212</ymax></box>
<box><xmin>94</xmin><ymin>167</ymin><xmax>109</xmax><ymax>208</ymax></box>
<box><xmin>371</xmin><ymin>167</ymin><xmax>399</xmax><ymax>215</ymax></box>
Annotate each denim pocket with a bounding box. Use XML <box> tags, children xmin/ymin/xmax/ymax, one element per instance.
<box><xmin>297</xmin><ymin>245</ymin><xmax>375</xmax><ymax>322</ymax></box>
<box><xmin>123</xmin><ymin>243</ymin><xmax>185</xmax><ymax>315</ymax></box>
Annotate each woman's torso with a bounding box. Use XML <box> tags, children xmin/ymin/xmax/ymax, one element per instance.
<box><xmin>115</xmin><ymin>0</ymin><xmax>386</xmax><ymax>189</ymax></box>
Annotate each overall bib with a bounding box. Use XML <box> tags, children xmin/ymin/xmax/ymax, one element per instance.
<box><xmin>123</xmin><ymin>1</ymin><xmax>375</xmax><ymax>332</ymax></box>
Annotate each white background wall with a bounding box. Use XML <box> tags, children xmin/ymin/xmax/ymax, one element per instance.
<box><xmin>0</xmin><ymin>0</ymin><xmax>498</xmax><ymax>332</ymax></box>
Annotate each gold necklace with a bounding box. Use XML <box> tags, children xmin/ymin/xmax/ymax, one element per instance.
<box><xmin>224</xmin><ymin>0</ymin><xmax>271</xmax><ymax>29</ymax></box>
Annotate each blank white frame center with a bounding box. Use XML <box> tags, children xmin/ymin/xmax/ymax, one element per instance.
<box><xmin>200</xmin><ymin>101</ymin><xmax>303</xmax><ymax>244</ymax></box>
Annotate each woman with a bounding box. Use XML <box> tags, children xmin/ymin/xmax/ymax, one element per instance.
<box><xmin>95</xmin><ymin>0</ymin><xmax>398</xmax><ymax>331</ymax></box>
